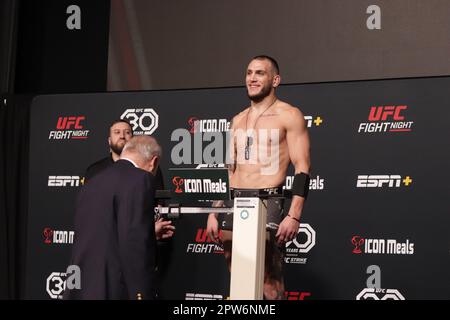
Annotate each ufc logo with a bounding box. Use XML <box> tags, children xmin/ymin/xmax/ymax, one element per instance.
<box><xmin>195</xmin><ymin>228</ymin><xmax>222</xmax><ymax>243</ymax></box>
<box><xmin>56</xmin><ymin>116</ymin><xmax>85</xmax><ymax>129</ymax></box>
<box><xmin>357</xmin><ymin>175</ymin><xmax>401</xmax><ymax>188</ymax></box>
<box><xmin>368</xmin><ymin>106</ymin><xmax>407</xmax><ymax>121</ymax></box>
<box><xmin>285</xmin><ymin>291</ymin><xmax>311</xmax><ymax>300</ymax></box>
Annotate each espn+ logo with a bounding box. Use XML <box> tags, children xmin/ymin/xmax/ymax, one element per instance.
<box><xmin>48</xmin><ymin>176</ymin><xmax>84</xmax><ymax>187</ymax></box>
<box><xmin>303</xmin><ymin>115</ymin><xmax>323</xmax><ymax>128</ymax></box>
<box><xmin>356</xmin><ymin>175</ymin><xmax>412</xmax><ymax>188</ymax></box>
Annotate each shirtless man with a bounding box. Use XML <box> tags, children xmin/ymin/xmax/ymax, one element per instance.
<box><xmin>206</xmin><ymin>55</ymin><xmax>311</xmax><ymax>300</ymax></box>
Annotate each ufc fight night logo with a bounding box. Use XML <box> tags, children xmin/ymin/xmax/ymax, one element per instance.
<box><xmin>356</xmin><ymin>175</ymin><xmax>412</xmax><ymax>188</ymax></box>
<box><xmin>358</xmin><ymin>105</ymin><xmax>414</xmax><ymax>133</ymax></box>
<box><xmin>285</xmin><ymin>291</ymin><xmax>311</xmax><ymax>300</ymax></box>
<box><xmin>186</xmin><ymin>228</ymin><xmax>224</xmax><ymax>254</ymax></box>
<box><xmin>120</xmin><ymin>108</ymin><xmax>159</xmax><ymax>135</ymax></box>
<box><xmin>48</xmin><ymin>116</ymin><xmax>89</xmax><ymax>140</ymax></box>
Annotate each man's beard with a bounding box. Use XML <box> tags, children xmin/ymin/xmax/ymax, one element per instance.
<box><xmin>110</xmin><ymin>141</ymin><xmax>125</xmax><ymax>155</ymax></box>
<box><xmin>247</xmin><ymin>84</ymin><xmax>271</xmax><ymax>103</ymax></box>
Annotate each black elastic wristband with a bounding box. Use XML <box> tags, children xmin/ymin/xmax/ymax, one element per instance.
<box><xmin>291</xmin><ymin>172</ymin><xmax>310</xmax><ymax>199</ymax></box>
<box><xmin>288</xmin><ymin>214</ymin><xmax>300</xmax><ymax>223</ymax></box>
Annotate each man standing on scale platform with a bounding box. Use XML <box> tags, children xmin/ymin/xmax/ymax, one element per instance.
<box><xmin>206</xmin><ymin>55</ymin><xmax>311</xmax><ymax>300</ymax></box>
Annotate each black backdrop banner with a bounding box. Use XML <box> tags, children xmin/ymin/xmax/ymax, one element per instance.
<box><xmin>26</xmin><ymin>77</ymin><xmax>450</xmax><ymax>299</ymax></box>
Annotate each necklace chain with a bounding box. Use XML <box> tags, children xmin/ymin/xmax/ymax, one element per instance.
<box><xmin>244</xmin><ymin>98</ymin><xmax>277</xmax><ymax>160</ymax></box>
<box><xmin>245</xmin><ymin>98</ymin><xmax>277</xmax><ymax>133</ymax></box>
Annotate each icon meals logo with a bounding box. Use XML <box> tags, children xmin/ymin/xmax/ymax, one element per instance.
<box><xmin>188</xmin><ymin>116</ymin><xmax>230</xmax><ymax>133</ymax></box>
<box><xmin>48</xmin><ymin>116</ymin><xmax>89</xmax><ymax>140</ymax></box>
<box><xmin>351</xmin><ymin>236</ymin><xmax>414</xmax><ymax>255</ymax></box>
<box><xmin>43</xmin><ymin>228</ymin><xmax>75</xmax><ymax>244</ymax></box>
<box><xmin>358</xmin><ymin>105</ymin><xmax>414</xmax><ymax>133</ymax></box>
<box><xmin>172</xmin><ymin>176</ymin><xmax>184</xmax><ymax>193</ymax></box>
<box><xmin>284</xmin><ymin>175</ymin><xmax>325</xmax><ymax>191</ymax></box>
<box><xmin>172</xmin><ymin>176</ymin><xmax>227</xmax><ymax>194</ymax></box>
<box><xmin>356</xmin><ymin>175</ymin><xmax>412</xmax><ymax>188</ymax></box>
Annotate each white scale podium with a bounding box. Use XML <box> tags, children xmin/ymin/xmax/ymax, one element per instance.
<box><xmin>156</xmin><ymin>196</ymin><xmax>269</xmax><ymax>300</ymax></box>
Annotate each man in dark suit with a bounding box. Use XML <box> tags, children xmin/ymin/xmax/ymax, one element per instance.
<box><xmin>64</xmin><ymin>135</ymin><xmax>161</xmax><ymax>300</ymax></box>
<box><xmin>85</xmin><ymin>119</ymin><xmax>174</xmax><ymax>240</ymax></box>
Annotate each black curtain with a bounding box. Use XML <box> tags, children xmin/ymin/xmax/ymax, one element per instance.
<box><xmin>0</xmin><ymin>95</ymin><xmax>30</xmax><ymax>299</ymax></box>
<box><xmin>0</xmin><ymin>0</ymin><xmax>21</xmax><ymax>300</ymax></box>
<box><xmin>0</xmin><ymin>0</ymin><xmax>110</xmax><ymax>299</ymax></box>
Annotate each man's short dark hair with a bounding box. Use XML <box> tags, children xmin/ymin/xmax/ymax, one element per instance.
<box><xmin>109</xmin><ymin>119</ymin><xmax>133</xmax><ymax>136</ymax></box>
<box><xmin>252</xmin><ymin>55</ymin><xmax>280</xmax><ymax>74</ymax></box>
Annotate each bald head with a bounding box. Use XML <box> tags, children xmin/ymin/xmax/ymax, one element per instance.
<box><xmin>120</xmin><ymin>135</ymin><xmax>161</xmax><ymax>174</ymax></box>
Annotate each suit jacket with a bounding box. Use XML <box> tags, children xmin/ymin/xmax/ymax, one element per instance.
<box><xmin>64</xmin><ymin>159</ymin><xmax>157</xmax><ymax>300</ymax></box>
<box><xmin>85</xmin><ymin>154</ymin><xmax>165</xmax><ymax>204</ymax></box>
